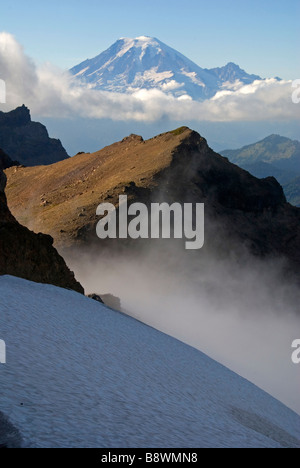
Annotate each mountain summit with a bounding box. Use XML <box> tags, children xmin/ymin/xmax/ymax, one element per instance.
<box><xmin>71</xmin><ymin>36</ymin><xmax>262</xmax><ymax>100</ymax></box>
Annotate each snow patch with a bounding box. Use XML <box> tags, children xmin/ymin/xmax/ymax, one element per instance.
<box><xmin>0</xmin><ymin>276</ymin><xmax>299</xmax><ymax>448</ymax></box>
<box><xmin>75</xmin><ymin>67</ymin><xmax>89</xmax><ymax>76</ymax></box>
<box><xmin>180</xmin><ymin>69</ymin><xmax>206</xmax><ymax>87</ymax></box>
<box><xmin>133</xmin><ymin>68</ymin><xmax>174</xmax><ymax>86</ymax></box>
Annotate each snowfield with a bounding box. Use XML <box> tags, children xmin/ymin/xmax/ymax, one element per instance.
<box><xmin>0</xmin><ymin>275</ymin><xmax>299</xmax><ymax>448</ymax></box>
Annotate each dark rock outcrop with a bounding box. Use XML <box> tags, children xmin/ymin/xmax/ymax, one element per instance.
<box><xmin>88</xmin><ymin>294</ymin><xmax>104</xmax><ymax>304</ymax></box>
<box><xmin>221</xmin><ymin>135</ymin><xmax>300</xmax><ymax>206</ymax></box>
<box><xmin>0</xmin><ymin>168</ymin><xmax>83</xmax><ymax>293</ymax></box>
<box><xmin>87</xmin><ymin>293</ymin><xmax>122</xmax><ymax>311</ymax></box>
<box><xmin>0</xmin><ymin>149</ymin><xmax>19</xmax><ymax>171</ymax></box>
<box><xmin>0</xmin><ymin>411</ymin><xmax>22</xmax><ymax>448</ymax></box>
<box><xmin>0</xmin><ymin>105</ymin><xmax>69</xmax><ymax>166</ymax></box>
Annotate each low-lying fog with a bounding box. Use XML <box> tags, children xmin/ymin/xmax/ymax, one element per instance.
<box><xmin>66</xmin><ymin>244</ymin><xmax>300</xmax><ymax>415</ymax></box>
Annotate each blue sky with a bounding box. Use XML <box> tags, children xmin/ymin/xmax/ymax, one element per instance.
<box><xmin>1</xmin><ymin>0</ymin><xmax>299</xmax><ymax>79</ymax></box>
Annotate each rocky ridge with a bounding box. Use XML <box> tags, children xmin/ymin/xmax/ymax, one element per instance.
<box><xmin>0</xmin><ymin>167</ymin><xmax>83</xmax><ymax>293</ymax></box>
<box><xmin>0</xmin><ymin>105</ymin><xmax>69</xmax><ymax>166</ymax></box>
<box><xmin>4</xmin><ymin>127</ymin><xmax>300</xmax><ymax>273</ymax></box>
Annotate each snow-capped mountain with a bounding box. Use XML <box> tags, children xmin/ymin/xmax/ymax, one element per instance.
<box><xmin>208</xmin><ymin>62</ymin><xmax>261</xmax><ymax>86</ymax></box>
<box><xmin>0</xmin><ymin>275</ymin><xmax>299</xmax><ymax>448</ymax></box>
<box><xmin>70</xmin><ymin>36</ymin><xmax>262</xmax><ymax>100</ymax></box>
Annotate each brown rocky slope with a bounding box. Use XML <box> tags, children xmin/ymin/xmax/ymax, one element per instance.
<box><xmin>0</xmin><ymin>168</ymin><xmax>83</xmax><ymax>293</ymax></box>
<box><xmin>4</xmin><ymin>127</ymin><xmax>300</xmax><ymax>274</ymax></box>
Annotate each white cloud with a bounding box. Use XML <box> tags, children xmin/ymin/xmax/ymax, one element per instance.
<box><xmin>160</xmin><ymin>80</ymin><xmax>184</xmax><ymax>91</ymax></box>
<box><xmin>221</xmin><ymin>79</ymin><xmax>243</xmax><ymax>91</ymax></box>
<box><xmin>0</xmin><ymin>32</ymin><xmax>299</xmax><ymax>122</ymax></box>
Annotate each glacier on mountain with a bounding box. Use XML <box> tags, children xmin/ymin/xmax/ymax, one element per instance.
<box><xmin>71</xmin><ymin>36</ymin><xmax>263</xmax><ymax>101</ymax></box>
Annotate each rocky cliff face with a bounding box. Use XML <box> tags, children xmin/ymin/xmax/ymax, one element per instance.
<box><xmin>0</xmin><ymin>105</ymin><xmax>69</xmax><ymax>166</ymax></box>
<box><xmin>0</xmin><ymin>168</ymin><xmax>83</xmax><ymax>293</ymax></box>
<box><xmin>221</xmin><ymin>135</ymin><xmax>300</xmax><ymax>207</ymax></box>
<box><xmin>4</xmin><ymin>127</ymin><xmax>300</xmax><ymax>274</ymax></box>
<box><xmin>0</xmin><ymin>148</ymin><xmax>19</xmax><ymax>170</ymax></box>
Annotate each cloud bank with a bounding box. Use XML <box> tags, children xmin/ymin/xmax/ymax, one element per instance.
<box><xmin>0</xmin><ymin>32</ymin><xmax>299</xmax><ymax>122</ymax></box>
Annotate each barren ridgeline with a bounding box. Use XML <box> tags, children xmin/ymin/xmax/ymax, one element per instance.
<box><xmin>4</xmin><ymin>127</ymin><xmax>300</xmax><ymax>413</ymax></box>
